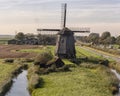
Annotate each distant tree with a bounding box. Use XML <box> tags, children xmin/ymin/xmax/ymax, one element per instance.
<box><xmin>103</xmin><ymin>36</ymin><xmax>116</xmax><ymax>45</ymax></box>
<box><xmin>15</xmin><ymin>32</ymin><xmax>25</xmax><ymax>40</ymax></box>
<box><xmin>88</xmin><ymin>33</ymin><xmax>99</xmax><ymax>44</ymax></box>
<box><xmin>100</xmin><ymin>31</ymin><xmax>111</xmax><ymax>45</ymax></box>
<box><xmin>37</xmin><ymin>34</ymin><xmax>56</xmax><ymax>45</ymax></box>
<box><xmin>116</xmin><ymin>35</ymin><xmax>120</xmax><ymax>45</ymax></box>
<box><xmin>25</xmin><ymin>33</ymin><xmax>35</xmax><ymax>39</ymax></box>
<box><xmin>37</xmin><ymin>33</ymin><xmax>42</xmax><ymax>39</ymax></box>
<box><xmin>101</xmin><ymin>31</ymin><xmax>111</xmax><ymax>40</ymax></box>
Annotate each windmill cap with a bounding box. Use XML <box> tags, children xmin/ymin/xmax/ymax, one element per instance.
<box><xmin>58</xmin><ymin>27</ymin><xmax>74</xmax><ymax>35</ymax></box>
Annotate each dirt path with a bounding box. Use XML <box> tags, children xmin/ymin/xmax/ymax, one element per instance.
<box><xmin>81</xmin><ymin>46</ymin><xmax>120</xmax><ymax>62</ymax></box>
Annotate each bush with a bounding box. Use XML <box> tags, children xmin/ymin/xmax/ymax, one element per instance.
<box><xmin>57</xmin><ymin>65</ymin><xmax>70</xmax><ymax>72</ymax></box>
<box><xmin>99</xmin><ymin>59</ymin><xmax>109</xmax><ymax>66</ymax></box>
<box><xmin>22</xmin><ymin>58</ymin><xmax>34</xmax><ymax>63</ymax></box>
<box><xmin>34</xmin><ymin>51</ymin><xmax>53</xmax><ymax>67</ymax></box>
<box><xmin>79</xmin><ymin>63</ymin><xmax>99</xmax><ymax>69</ymax></box>
<box><xmin>70</xmin><ymin>58</ymin><xmax>82</xmax><ymax>65</ymax></box>
<box><xmin>87</xmin><ymin>57</ymin><xmax>100</xmax><ymax>64</ymax></box>
<box><xmin>4</xmin><ymin>59</ymin><xmax>14</xmax><ymax>63</ymax></box>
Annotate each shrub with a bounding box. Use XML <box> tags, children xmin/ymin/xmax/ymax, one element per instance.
<box><xmin>57</xmin><ymin>65</ymin><xmax>70</xmax><ymax>72</ymax></box>
<box><xmin>4</xmin><ymin>59</ymin><xmax>14</xmax><ymax>63</ymax></box>
<box><xmin>70</xmin><ymin>58</ymin><xmax>81</xmax><ymax>65</ymax></box>
<box><xmin>87</xmin><ymin>57</ymin><xmax>100</xmax><ymax>64</ymax></box>
<box><xmin>99</xmin><ymin>59</ymin><xmax>109</xmax><ymax>66</ymax></box>
<box><xmin>47</xmin><ymin>64</ymin><xmax>56</xmax><ymax>72</ymax></box>
<box><xmin>34</xmin><ymin>51</ymin><xmax>53</xmax><ymax>67</ymax></box>
<box><xmin>22</xmin><ymin>58</ymin><xmax>34</xmax><ymax>63</ymax></box>
<box><xmin>79</xmin><ymin>63</ymin><xmax>99</xmax><ymax>69</ymax></box>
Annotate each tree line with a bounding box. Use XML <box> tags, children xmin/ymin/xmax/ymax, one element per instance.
<box><xmin>9</xmin><ymin>32</ymin><xmax>57</xmax><ymax>45</ymax></box>
<box><xmin>11</xmin><ymin>32</ymin><xmax>120</xmax><ymax>45</ymax></box>
<box><xmin>76</xmin><ymin>31</ymin><xmax>120</xmax><ymax>45</ymax></box>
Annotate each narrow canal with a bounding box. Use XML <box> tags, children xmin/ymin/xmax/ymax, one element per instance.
<box><xmin>111</xmin><ymin>69</ymin><xmax>120</xmax><ymax>96</ymax></box>
<box><xmin>5</xmin><ymin>70</ymin><xmax>30</xmax><ymax>96</ymax></box>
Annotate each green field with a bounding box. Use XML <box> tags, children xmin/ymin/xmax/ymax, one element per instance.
<box><xmin>76</xmin><ymin>46</ymin><xmax>103</xmax><ymax>58</ymax></box>
<box><xmin>32</xmin><ymin>65</ymin><xmax>117</xmax><ymax>96</ymax></box>
<box><xmin>19</xmin><ymin>46</ymin><xmax>104</xmax><ymax>65</ymax></box>
<box><xmin>19</xmin><ymin>46</ymin><xmax>55</xmax><ymax>55</ymax></box>
<box><xmin>20</xmin><ymin>45</ymin><xmax>118</xmax><ymax>96</ymax></box>
<box><xmin>0</xmin><ymin>45</ymin><xmax>118</xmax><ymax>96</ymax></box>
<box><xmin>0</xmin><ymin>38</ymin><xmax>12</xmax><ymax>44</ymax></box>
<box><xmin>0</xmin><ymin>60</ymin><xmax>19</xmax><ymax>90</ymax></box>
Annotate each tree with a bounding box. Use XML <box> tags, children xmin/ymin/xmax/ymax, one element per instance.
<box><xmin>101</xmin><ymin>31</ymin><xmax>111</xmax><ymax>40</ymax></box>
<box><xmin>116</xmin><ymin>35</ymin><xmax>120</xmax><ymax>45</ymax></box>
<box><xmin>103</xmin><ymin>36</ymin><xmax>116</xmax><ymax>45</ymax></box>
<box><xmin>88</xmin><ymin>33</ymin><xmax>99</xmax><ymax>44</ymax></box>
<box><xmin>100</xmin><ymin>31</ymin><xmax>111</xmax><ymax>44</ymax></box>
<box><xmin>15</xmin><ymin>32</ymin><xmax>25</xmax><ymax>40</ymax></box>
<box><xmin>25</xmin><ymin>33</ymin><xmax>35</xmax><ymax>39</ymax></box>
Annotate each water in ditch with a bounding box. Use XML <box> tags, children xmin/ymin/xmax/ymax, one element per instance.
<box><xmin>111</xmin><ymin>69</ymin><xmax>120</xmax><ymax>96</ymax></box>
<box><xmin>5</xmin><ymin>70</ymin><xmax>30</xmax><ymax>96</ymax></box>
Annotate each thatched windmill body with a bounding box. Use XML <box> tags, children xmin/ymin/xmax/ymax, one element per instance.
<box><xmin>37</xmin><ymin>3</ymin><xmax>90</xmax><ymax>58</ymax></box>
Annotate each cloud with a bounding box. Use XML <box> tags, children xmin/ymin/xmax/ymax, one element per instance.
<box><xmin>0</xmin><ymin>0</ymin><xmax>120</xmax><ymax>35</ymax></box>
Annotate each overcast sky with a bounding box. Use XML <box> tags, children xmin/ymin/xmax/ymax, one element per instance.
<box><xmin>0</xmin><ymin>0</ymin><xmax>120</xmax><ymax>36</ymax></box>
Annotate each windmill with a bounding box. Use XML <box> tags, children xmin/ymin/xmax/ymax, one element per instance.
<box><xmin>37</xmin><ymin>3</ymin><xmax>90</xmax><ymax>59</ymax></box>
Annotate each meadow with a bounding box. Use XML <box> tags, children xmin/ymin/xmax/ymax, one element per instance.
<box><xmin>0</xmin><ymin>36</ymin><xmax>13</xmax><ymax>44</ymax></box>
<box><xmin>0</xmin><ymin>45</ymin><xmax>119</xmax><ymax>96</ymax></box>
<box><xmin>0</xmin><ymin>59</ymin><xmax>24</xmax><ymax>94</ymax></box>
<box><xmin>32</xmin><ymin>64</ymin><xmax>118</xmax><ymax>96</ymax></box>
<box><xmin>19</xmin><ymin>45</ymin><xmax>119</xmax><ymax>96</ymax></box>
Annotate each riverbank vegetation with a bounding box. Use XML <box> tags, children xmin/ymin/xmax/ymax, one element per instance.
<box><xmin>31</xmin><ymin>63</ymin><xmax>118</xmax><ymax>96</ymax></box>
<box><xmin>0</xmin><ymin>45</ymin><xmax>119</xmax><ymax>96</ymax></box>
<box><xmin>23</xmin><ymin>46</ymin><xmax>119</xmax><ymax>96</ymax></box>
<box><xmin>0</xmin><ymin>59</ymin><xmax>29</xmax><ymax>95</ymax></box>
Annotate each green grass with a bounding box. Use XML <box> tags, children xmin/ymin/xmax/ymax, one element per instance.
<box><xmin>113</xmin><ymin>44</ymin><xmax>120</xmax><ymax>49</ymax></box>
<box><xmin>7</xmin><ymin>45</ymin><xmax>118</xmax><ymax>96</ymax></box>
<box><xmin>32</xmin><ymin>65</ymin><xmax>117</xmax><ymax>96</ymax></box>
<box><xmin>19</xmin><ymin>46</ymin><xmax>55</xmax><ymax>55</ymax></box>
<box><xmin>0</xmin><ymin>40</ymin><xmax>8</xmax><ymax>44</ymax></box>
<box><xmin>62</xmin><ymin>59</ymin><xmax>75</xmax><ymax>65</ymax></box>
<box><xmin>0</xmin><ymin>61</ymin><xmax>18</xmax><ymax>88</ymax></box>
<box><xmin>0</xmin><ymin>38</ymin><xmax>12</xmax><ymax>44</ymax></box>
<box><xmin>19</xmin><ymin>45</ymin><xmax>103</xmax><ymax>59</ymax></box>
<box><xmin>76</xmin><ymin>46</ymin><xmax>103</xmax><ymax>59</ymax></box>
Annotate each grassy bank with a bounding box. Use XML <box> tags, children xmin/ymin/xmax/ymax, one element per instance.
<box><xmin>32</xmin><ymin>64</ymin><xmax>118</xmax><ymax>96</ymax></box>
<box><xmin>0</xmin><ymin>59</ymin><xmax>29</xmax><ymax>95</ymax></box>
<box><xmin>83</xmin><ymin>44</ymin><xmax>120</xmax><ymax>58</ymax></box>
<box><xmin>10</xmin><ymin>45</ymin><xmax>119</xmax><ymax>96</ymax></box>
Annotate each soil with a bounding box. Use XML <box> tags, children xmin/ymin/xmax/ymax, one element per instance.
<box><xmin>0</xmin><ymin>45</ymin><xmax>39</xmax><ymax>58</ymax></box>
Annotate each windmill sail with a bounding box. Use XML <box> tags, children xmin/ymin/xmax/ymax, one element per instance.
<box><xmin>61</xmin><ymin>3</ymin><xmax>67</xmax><ymax>28</ymax></box>
<box><xmin>37</xmin><ymin>3</ymin><xmax>90</xmax><ymax>59</ymax></box>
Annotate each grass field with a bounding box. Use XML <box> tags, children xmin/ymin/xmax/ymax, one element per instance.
<box><xmin>76</xmin><ymin>46</ymin><xmax>104</xmax><ymax>59</ymax></box>
<box><xmin>21</xmin><ymin>45</ymin><xmax>118</xmax><ymax>96</ymax></box>
<box><xmin>0</xmin><ymin>45</ymin><xmax>118</xmax><ymax>96</ymax></box>
<box><xmin>32</xmin><ymin>64</ymin><xmax>117</xmax><ymax>96</ymax></box>
<box><xmin>19</xmin><ymin>46</ymin><xmax>55</xmax><ymax>55</ymax></box>
<box><xmin>0</xmin><ymin>37</ymin><xmax>13</xmax><ymax>44</ymax></box>
<box><xmin>0</xmin><ymin>60</ymin><xmax>19</xmax><ymax>89</ymax></box>
<box><xmin>19</xmin><ymin>45</ymin><xmax>105</xmax><ymax>65</ymax></box>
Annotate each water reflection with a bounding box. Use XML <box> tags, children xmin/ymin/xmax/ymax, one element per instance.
<box><xmin>5</xmin><ymin>70</ymin><xmax>30</xmax><ymax>96</ymax></box>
